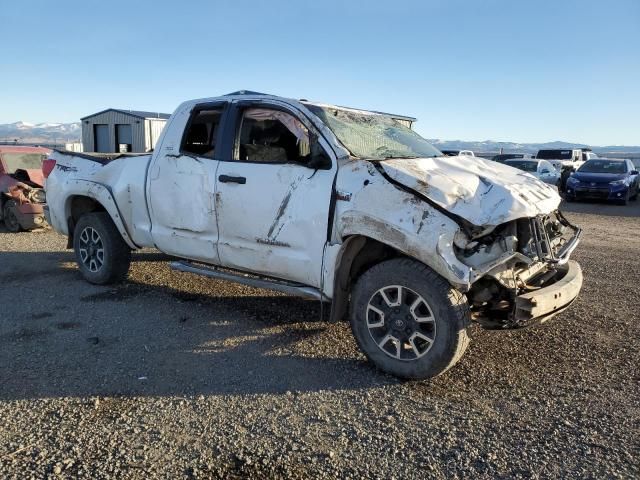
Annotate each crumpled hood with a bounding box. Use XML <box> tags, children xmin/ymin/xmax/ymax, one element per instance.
<box><xmin>17</xmin><ymin>168</ymin><xmax>45</xmax><ymax>187</ymax></box>
<box><xmin>380</xmin><ymin>155</ymin><xmax>561</xmax><ymax>227</ymax></box>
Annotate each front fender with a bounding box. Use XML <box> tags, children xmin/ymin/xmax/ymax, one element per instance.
<box><xmin>338</xmin><ymin>212</ymin><xmax>471</xmax><ymax>291</ymax></box>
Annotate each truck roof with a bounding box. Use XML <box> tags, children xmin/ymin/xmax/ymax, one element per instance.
<box><xmin>221</xmin><ymin>90</ymin><xmax>417</xmax><ymax>122</ymax></box>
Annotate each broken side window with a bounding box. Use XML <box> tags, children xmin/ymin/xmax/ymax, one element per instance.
<box><xmin>182</xmin><ymin>108</ymin><xmax>224</xmax><ymax>158</ymax></box>
<box><xmin>234</xmin><ymin>108</ymin><xmax>310</xmax><ymax>164</ymax></box>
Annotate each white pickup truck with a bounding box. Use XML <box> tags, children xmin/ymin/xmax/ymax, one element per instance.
<box><xmin>536</xmin><ymin>148</ymin><xmax>598</xmax><ymax>172</ymax></box>
<box><xmin>44</xmin><ymin>91</ymin><xmax>583</xmax><ymax>379</ymax></box>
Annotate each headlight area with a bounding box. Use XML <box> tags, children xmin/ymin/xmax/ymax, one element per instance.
<box><xmin>454</xmin><ymin>211</ymin><xmax>582</xmax><ymax>329</ymax></box>
<box><xmin>609</xmin><ymin>179</ymin><xmax>629</xmax><ymax>187</ymax></box>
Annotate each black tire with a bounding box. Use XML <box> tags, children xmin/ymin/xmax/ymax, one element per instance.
<box><xmin>73</xmin><ymin>212</ymin><xmax>131</xmax><ymax>284</ymax></box>
<box><xmin>350</xmin><ymin>258</ymin><xmax>470</xmax><ymax>379</ymax></box>
<box><xmin>618</xmin><ymin>192</ymin><xmax>629</xmax><ymax>206</ymax></box>
<box><xmin>630</xmin><ymin>187</ymin><xmax>638</xmax><ymax>201</ymax></box>
<box><xmin>3</xmin><ymin>199</ymin><xmax>22</xmax><ymax>232</ymax></box>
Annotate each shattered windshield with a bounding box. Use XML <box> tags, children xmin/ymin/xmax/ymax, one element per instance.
<box><xmin>306</xmin><ymin>105</ymin><xmax>442</xmax><ymax>160</ymax></box>
<box><xmin>2</xmin><ymin>153</ymin><xmax>45</xmax><ymax>173</ymax></box>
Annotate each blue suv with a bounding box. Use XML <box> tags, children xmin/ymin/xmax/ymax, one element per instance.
<box><xmin>565</xmin><ymin>159</ymin><xmax>639</xmax><ymax>205</ymax></box>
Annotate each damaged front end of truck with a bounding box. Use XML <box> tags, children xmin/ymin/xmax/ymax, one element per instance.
<box><xmin>455</xmin><ymin>211</ymin><xmax>582</xmax><ymax>329</ymax></box>
<box><xmin>377</xmin><ymin>155</ymin><xmax>583</xmax><ymax>330</ymax></box>
<box><xmin>308</xmin><ymin>103</ymin><xmax>584</xmax><ymax>331</ymax></box>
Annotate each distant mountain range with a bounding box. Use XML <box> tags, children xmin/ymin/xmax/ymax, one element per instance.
<box><xmin>0</xmin><ymin>121</ymin><xmax>637</xmax><ymax>155</ymax></box>
<box><xmin>0</xmin><ymin>121</ymin><xmax>81</xmax><ymax>144</ymax></box>
<box><xmin>427</xmin><ymin>139</ymin><xmax>640</xmax><ymax>155</ymax></box>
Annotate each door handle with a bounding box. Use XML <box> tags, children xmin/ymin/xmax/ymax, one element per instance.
<box><xmin>218</xmin><ymin>175</ymin><xmax>246</xmax><ymax>184</ymax></box>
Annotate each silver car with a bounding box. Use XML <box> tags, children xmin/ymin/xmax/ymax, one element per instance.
<box><xmin>504</xmin><ymin>159</ymin><xmax>560</xmax><ymax>187</ymax></box>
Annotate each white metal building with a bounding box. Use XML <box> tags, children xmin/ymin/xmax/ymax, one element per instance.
<box><xmin>81</xmin><ymin>109</ymin><xmax>170</xmax><ymax>153</ymax></box>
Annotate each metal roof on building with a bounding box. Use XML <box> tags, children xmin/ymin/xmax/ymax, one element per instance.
<box><xmin>81</xmin><ymin>109</ymin><xmax>171</xmax><ymax>121</ymax></box>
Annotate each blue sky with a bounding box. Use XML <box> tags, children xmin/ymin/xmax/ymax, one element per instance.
<box><xmin>1</xmin><ymin>0</ymin><xmax>638</xmax><ymax>145</ymax></box>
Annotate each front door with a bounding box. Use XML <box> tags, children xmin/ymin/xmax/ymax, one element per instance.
<box><xmin>215</xmin><ymin>102</ymin><xmax>336</xmax><ymax>288</ymax></box>
<box><xmin>147</xmin><ymin>102</ymin><xmax>227</xmax><ymax>262</ymax></box>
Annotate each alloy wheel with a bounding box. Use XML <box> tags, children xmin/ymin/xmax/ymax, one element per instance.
<box><xmin>366</xmin><ymin>285</ymin><xmax>436</xmax><ymax>361</ymax></box>
<box><xmin>78</xmin><ymin>227</ymin><xmax>105</xmax><ymax>272</ymax></box>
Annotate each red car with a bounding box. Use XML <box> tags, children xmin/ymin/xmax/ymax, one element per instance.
<box><xmin>0</xmin><ymin>146</ymin><xmax>50</xmax><ymax>231</ymax></box>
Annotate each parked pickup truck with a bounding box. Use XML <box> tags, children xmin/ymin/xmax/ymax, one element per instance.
<box><xmin>44</xmin><ymin>91</ymin><xmax>583</xmax><ymax>379</ymax></box>
<box><xmin>536</xmin><ymin>148</ymin><xmax>598</xmax><ymax>173</ymax></box>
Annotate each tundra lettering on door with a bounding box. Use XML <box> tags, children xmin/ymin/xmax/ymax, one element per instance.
<box><xmin>44</xmin><ymin>91</ymin><xmax>583</xmax><ymax>379</ymax></box>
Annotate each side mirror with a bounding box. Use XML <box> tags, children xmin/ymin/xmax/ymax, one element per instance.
<box><xmin>631</xmin><ymin>170</ymin><xmax>639</xmax><ymax>175</ymax></box>
<box><xmin>308</xmin><ymin>132</ymin><xmax>332</xmax><ymax>170</ymax></box>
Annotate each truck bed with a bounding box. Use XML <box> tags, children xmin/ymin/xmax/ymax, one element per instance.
<box><xmin>45</xmin><ymin>149</ymin><xmax>154</xmax><ymax>248</ymax></box>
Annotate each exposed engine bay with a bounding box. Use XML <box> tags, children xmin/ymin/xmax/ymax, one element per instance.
<box><xmin>456</xmin><ymin>211</ymin><xmax>582</xmax><ymax>329</ymax></box>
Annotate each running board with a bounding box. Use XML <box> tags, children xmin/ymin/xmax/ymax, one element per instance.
<box><xmin>169</xmin><ymin>261</ymin><xmax>324</xmax><ymax>301</ymax></box>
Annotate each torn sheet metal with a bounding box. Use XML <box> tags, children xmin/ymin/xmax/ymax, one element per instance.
<box><xmin>380</xmin><ymin>155</ymin><xmax>561</xmax><ymax>227</ymax></box>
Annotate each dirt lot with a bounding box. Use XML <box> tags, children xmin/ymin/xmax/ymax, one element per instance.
<box><xmin>1</xmin><ymin>201</ymin><xmax>639</xmax><ymax>479</ymax></box>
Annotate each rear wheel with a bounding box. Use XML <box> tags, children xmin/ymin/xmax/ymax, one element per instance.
<box><xmin>350</xmin><ymin>258</ymin><xmax>471</xmax><ymax>379</ymax></box>
<box><xmin>2</xmin><ymin>200</ymin><xmax>22</xmax><ymax>232</ymax></box>
<box><xmin>73</xmin><ymin>212</ymin><xmax>131</xmax><ymax>284</ymax></box>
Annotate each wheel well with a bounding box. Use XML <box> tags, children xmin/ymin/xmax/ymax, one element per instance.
<box><xmin>66</xmin><ymin>196</ymin><xmax>107</xmax><ymax>248</ymax></box>
<box><xmin>329</xmin><ymin>236</ymin><xmax>403</xmax><ymax>323</ymax></box>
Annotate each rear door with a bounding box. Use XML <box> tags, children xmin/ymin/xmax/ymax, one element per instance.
<box><xmin>214</xmin><ymin>101</ymin><xmax>336</xmax><ymax>288</ymax></box>
<box><xmin>146</xmin><ymin>102</ymin><xmax>228</xmax><ymax>262</ymax></box>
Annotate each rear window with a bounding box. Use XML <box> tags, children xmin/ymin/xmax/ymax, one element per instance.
<box><xmin>2</xmin><ymin>153</ymin><xmax>46</xmax><ymax>173</ymax></box>
<box><xmin>505</xmin><ymin>160</ymin><xmax>538</xmax><ymax>172</ymax></box>
<box><xmin>536</xmin><ymin>149</ymin><xmax>572</xmax><ymax>160</ymax></box>
<box><xmin>578</xmin><ymin>160</ymin><xmax>627</xmax><ymax>174</ymax></box>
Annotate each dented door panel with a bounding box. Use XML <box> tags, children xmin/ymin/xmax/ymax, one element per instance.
<box><xmin>146</xmin><ymin>102</ymin><xmax>224</xmax><ymax>263</ymax></box>
<box><xmin>215</xmin><ymin>161</ymin><xmax>335</xmax><ymax>288</ymax></box>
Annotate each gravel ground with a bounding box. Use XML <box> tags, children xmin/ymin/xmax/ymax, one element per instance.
<box><xmin>0</xmin><ymin>200</ymin><xmax>639</xmax><ymax>479</ymax></box>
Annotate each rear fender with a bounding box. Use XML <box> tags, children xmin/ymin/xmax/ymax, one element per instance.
<box><xmin>63</xmin><ymin>180</ymin><xmax>138</xmax><ymax>249</ymax></box>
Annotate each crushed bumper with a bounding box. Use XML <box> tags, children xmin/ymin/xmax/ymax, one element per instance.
<box><xmin>513</xmin><ymin>260</ymin><xmax>583</xmax><ymax>324</ymax></box>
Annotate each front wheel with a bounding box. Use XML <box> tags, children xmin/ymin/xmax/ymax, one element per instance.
<box><xmin>617</xmin><ymin>192</ymin><xmax>630</xmax><ymax>206</ymax></box>
<box><xmin>73</xmin><ymin>212</ymin><xmax>131</xmax><ymax>284</ymax></box>
<box><xmin>350</xmin><ymin>258</ymin><xmax>470</xmax><ymax>379</ymax></box>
